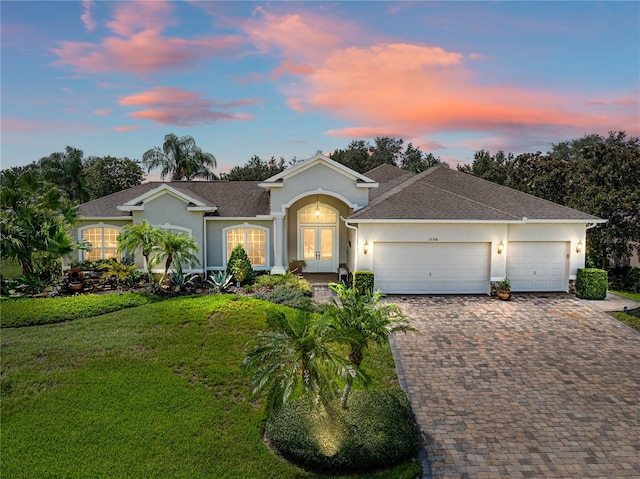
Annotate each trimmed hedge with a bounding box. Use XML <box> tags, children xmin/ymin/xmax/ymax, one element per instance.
<box><xmin>353</xmin><ymin>271</ymin><xmax>375</xmax><ymax>295</ymax></box>
<box><xmin>0</xmin><ymin>293</ymin><xmax>159</xmax><ymax>328</ymax></box>
<box><xmin>576</xmin><ymin>268</ymin><xmax>608</xmax><ymax>300</ymax></box>
<box><xmin>265</xmin><ymin>388</ymin><xmax>419</xmax><ymax>473</ymax></box>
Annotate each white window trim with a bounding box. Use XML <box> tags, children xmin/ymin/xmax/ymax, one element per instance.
<box><xmin>78</xmin><ymin>223</ymin><xmax>123</xmax><ymax>262</ymax></box>
<box><xmin>222</xmin><ymin>223</ymin><xmax>270</xmax><ymax>270</ymax></box>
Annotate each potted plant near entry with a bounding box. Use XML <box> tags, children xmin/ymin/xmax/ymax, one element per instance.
<box><xmin>496</xmin><ymin>277</ymin><xmax>511</xmax><ymax>300</ymax></box>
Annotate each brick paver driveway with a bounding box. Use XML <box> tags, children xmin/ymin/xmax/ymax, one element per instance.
<box><xmin>389</xmin><ymin>294</ymin><xmax>640</xmax><ymax>478</ymax></box>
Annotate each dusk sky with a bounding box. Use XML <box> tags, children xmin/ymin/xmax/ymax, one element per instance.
<box><xmin>2</xmin><ymin>1</ymin><xmax>639</xmax><ymax>175</ymax></box>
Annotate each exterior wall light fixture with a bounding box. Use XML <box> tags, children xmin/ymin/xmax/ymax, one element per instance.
<box><xmin>363</xmin><ymin>241</ymin><xmax>369</xmax><ymax>254</ymax></box>
<box><xmin>576</xmin><ymin>240</ymin><xmax>583</xmax><ymax>253</ymax></box>
<box><xmin>497</xmin><ymin>241</ymin><xmax>504</xmax><ymax>254</ymax></box>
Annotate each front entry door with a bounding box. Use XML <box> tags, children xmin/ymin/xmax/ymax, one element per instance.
<box><xmin>301</xmin><ymin>226</ymin><xmax>335</xmax><ymax>273</ymax></box>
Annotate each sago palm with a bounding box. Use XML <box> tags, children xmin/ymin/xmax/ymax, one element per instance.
<box><xmin>243</xmin><ymin>309</ymin><xmax>355</xmax><ymax>412</ymax></box>
<box><xmin>325</xmin><ymin>283</ymin><xmax>415</xmax><ymax>409</ymax></box>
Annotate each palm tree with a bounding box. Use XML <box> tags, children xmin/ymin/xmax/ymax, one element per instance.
<box><xmin>243</xmin><ymin>309</ymin><xmax>354</xmax><ymax>412</ymax></box>
<box><xmin>150</xmin><ymin>230</ymin><xmax>200</xmax><ymax>285</ymax></box>
<box><xmin>0</xmin><ymin>167</ymin><xmax>77</xmax><ymax>277</ymax></box>
<box><xmin>142</xmin><ymin>133</ymin><xmax>217</xmax><ymax>181</ymax></box>
<box><xmin>117</xmin><ymin>220</ymin><xmax>163</xmax><ymax>286</ymax></box>
<box><xmin>325</xmin><ymin>283</ymin><xmax>415</xmax><ymax>409</ymax></box>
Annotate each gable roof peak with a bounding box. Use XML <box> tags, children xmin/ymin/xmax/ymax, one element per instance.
<box><xmin>259</xmin><ymin>152</ymin><xmax>376</xmax><ymax>186</ymax></box>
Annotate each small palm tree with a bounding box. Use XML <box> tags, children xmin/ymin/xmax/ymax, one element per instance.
<box><xmin>142</xmin><ymin>133</ymin><xmax>217</xmax><ymax>181</ymax></box>
<box><xmin>117</xmin><ymin>220</ymin><xmax>163</xmax><ymax>286</ymax></box>
<box><xmin>243</xmin><ymin>309</ymin><xmax>354</xmax><ymax>412</ymax></box>
<box><xmin>325</xmin><ymin>283</ymin><xmax>415</xmax><ymax>409</ymax></box>
<box><xmin>150</xmin><ymin>230</ymin><xmax>200</xmax><ymax>285</ymax></box>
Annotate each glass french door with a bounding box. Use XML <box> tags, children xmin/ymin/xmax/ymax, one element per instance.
<box><xmin>301</xmin><ymin>226</ymin><xmax>335</xmax><ymax>272</ymax></box>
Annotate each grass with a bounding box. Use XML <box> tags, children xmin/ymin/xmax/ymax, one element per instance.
<box><xmin>0</xmin><ymin>292</ymin><xmax>160</xmax><ymax>328</ymax></box>
<box><xmin>607</xmin><ymin>290</ymin><xmax>640</xmax><ymax>331</ymax></box>
<box><xmin>1</xmin><ymin>295</ymin><xmax>420</xmax><ymax>479</ymax></box>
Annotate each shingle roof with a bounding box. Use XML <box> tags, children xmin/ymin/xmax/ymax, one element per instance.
<box><xmin>363</xmin><ymin>164</ymin><xmax>415</xmax><ymax>200</ymax></box>
<box><xmin>78</xmin><ymin>181</ymin><xmax>270</xmax><ymax>218</ymax></box>
<box><xmin>78</xmin><ymin>166</ymin><xmax>601</xmax><ymax>222</ymax></box>
<box><xmin>350</xmin><ymin>166</ymin><xmax>602</xmax><ymax>221</ymax></box>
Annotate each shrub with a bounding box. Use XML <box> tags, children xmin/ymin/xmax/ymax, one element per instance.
<box><xmin>576</xmin><ymin>268</ymin><xmax>608</xmax><ymax>300</ymax></box>
<box><xmin>353</xmin><ymin>271</ymin><xmax>374</xmax><ymax>295</ymax></box>
<box><xmin>226</xmin><ymin>244</ymin><xmax>255</xmax><ymax>285</ymax></box>
<box><xmin>0</xmin><ymin>293</ymin><xmax>159</xmax><ymax>328</ymax></box>
<box><xmin>253</xmin><ymin>273</ymin><xmax>313</xmax><ymax>296</ymax></box>
<box><xmin>265</xmin><ymin>389</ymin><xmax>419</xmax><ymax>473</ymax></box>
<box><xmin>254</xmin><ymin>285</ymin><xmax>317</xmax><ymax>312</ymax></box>
<box><xmin>620</xmin><ymin>268</ymin><xmax>640</xmax><ymax>293</ymax></box>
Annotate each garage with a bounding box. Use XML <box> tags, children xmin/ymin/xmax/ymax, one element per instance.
<box><xmin>373</xmin><ymin>242</ymin><xmax>490</xmax><ymax>294</ymax></box>
<box><xmin>507</xmin><ymin>241</ymin><xmax>569</xmax><ymax>292</ymax></box>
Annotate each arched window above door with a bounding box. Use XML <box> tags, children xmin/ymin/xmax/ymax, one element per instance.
<box><xmin>299</xmin><ymin>204</ymin><xmax>337</xmax><ymax>224</ymax></box>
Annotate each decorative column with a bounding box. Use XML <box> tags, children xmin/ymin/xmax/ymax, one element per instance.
<box><xmin>271</xmin><ymin>214</ymin><xmax>287</xmax><ymax>274</ymax></box>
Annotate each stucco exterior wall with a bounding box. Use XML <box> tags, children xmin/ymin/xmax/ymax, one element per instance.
<box><xmin>351</xmin><ymin>221</ymin><xmax>587</xmax><ymax>283</ymax></box>
<box><xmin>204</xmin><ymin>219</ymin><xmax>273</xmax><ymax>272</ymax></box>
<box><xmin>269</xmin><ymin>163</ymin><xmax>370</xmax><ymax>214</ymax></box>
<box><xmin>133</xmin><ymin>195</ymin><xmax>206</xmax><ymax>272</ymax></box>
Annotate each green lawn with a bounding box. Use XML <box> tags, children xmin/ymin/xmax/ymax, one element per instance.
<box><xmin>1</xmin><ymin>295</ymin><xmax>420</xmax><ymax>479</ymax></box>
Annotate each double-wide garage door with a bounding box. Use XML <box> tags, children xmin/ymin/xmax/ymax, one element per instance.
<box><xmin>507</xmin><ymin>241</ymin><xmax>568</xmax><ymax>292</ymax></box>
<box><xmin>374</xmin><ymin>242</ymin><xmax>490</xmax><ymax>294</ymax></box>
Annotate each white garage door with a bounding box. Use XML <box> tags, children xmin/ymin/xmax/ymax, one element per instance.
<box><xmin>374</xmin><ymin>242</ymin><xmax>490</xmax><ymax>294</ymax></box>
<box><xmin>507</xmin><ymin>242</ymin><xmax>569</xmax><ymax>292</ymax></box>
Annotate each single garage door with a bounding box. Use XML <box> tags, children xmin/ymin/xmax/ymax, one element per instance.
<box><xmin>374</xmin><ymin>242</ymin><xmax>490</xmax><ymax>294</ymax></box>
<box><xmin>507</xmin><ymin>241</ymin><xmax>569</xmax><ymax>292</ymax></box>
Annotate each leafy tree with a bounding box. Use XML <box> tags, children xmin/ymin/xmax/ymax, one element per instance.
<box><xmin>243</xmin><ymin>309</ymin><xmax>352</xmax><ymax>412</ymax></box>
<box><xmin>457</xmin><ymin>150</ymin><xmax>511</xmax><ymax>185</ymax></box>
<box><xmin>150</xmin><ymin>230</ymin><xmax>200</xmax><ymax>285</ymax></box>
<box><xmin>116</xmin><ymin>220</ymin><xmax>164</xmax><ymax>286</ymax></box>
<box><xmin>369</xmin><ymin>137</ymin><xmax>404</xmax><ymax>169</ymax></box>
<box><xmin>142</xmin><ymin>133</ymin><xmax>217</xmax><ymax>181</ymax></box>
<box><xmin>560</xmin><ymin>132</ymin><xmax>640</xmax><ymax>268</ymax></box>
<box><xmin>221</xmin><ymin>155</ymin><xmax>288</xmax><ymax>181</ymax></box>
<box><xmin>0</xmin><ymin>167</ymin><xmax>77</xmax><ymax>278</ymax></box>
<box><xmin>400</xmin><ymin>142</ymin><xmax>447</xmax><ymax>173</ymax></box>
<box><xmin>324</xmin><ymin>283</ymin><xmax>415</xmax><ymax>409</ymax></box>
<box><xmin>38</xmin><ymin>146</ymin><xmax>89</xmax><ymax>203</ymax></box>
<box><xmin>329</xmin><ymin>140</ymin><xmax>373</xmax><ymax>173</ymax></box>
<box><xmin>504</xmin><ymin>152</ymin><xmax>568</xmax><ymax>205</ymax></box>
<box><xmin>84</xmin><ymin>156</ymin><xmax>145</xmax><ymax>199</ymax></box>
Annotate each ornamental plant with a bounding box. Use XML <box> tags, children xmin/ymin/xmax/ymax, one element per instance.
<box><xmin>226</xmin><ymin>244</ymin><xmax>254</xmax><ymax>284</ymax></box>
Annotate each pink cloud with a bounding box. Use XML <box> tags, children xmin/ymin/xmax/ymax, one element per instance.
<box><xmin>285</xmin><ymin>40</ymin><xmax>633</xmax><ymax>140</ymax></box>
<box><xmin>118</xmin><ymin>87</ymin><xmax>255</xmax><ymax>126</ymax></box>
<box><xmin>241</xmin><ymin>7</ymin><xmax>637</xmax><ymax>147</ymax></box>
<box><xmin>272</xmin><ymin>61</ymin><xmax>315</xmax><ymax>79</ymax></box>
<box><xmin>113</xmin><ymin>125</ymin><xmax>142</xmax><ymax>132</ymax></box>
<box><xmin>242</xmin><ymin>7</ymin><xmax>347</xmax><ymax>60</ymax></box>
<box><xmin>52</xmin><ymin>1</ymin><xmax>243</xmax><ymax>74</ymax></box>
<box><xmin>94</xmin><ymin>109</ymin><xmax>111</xmax><ymax>116</ymax></box>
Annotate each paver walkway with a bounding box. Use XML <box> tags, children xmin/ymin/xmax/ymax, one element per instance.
<box><xmin>388</xmin><ymin>294</ymin><xmax>640</xmax><ymax>478</ymax></box>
